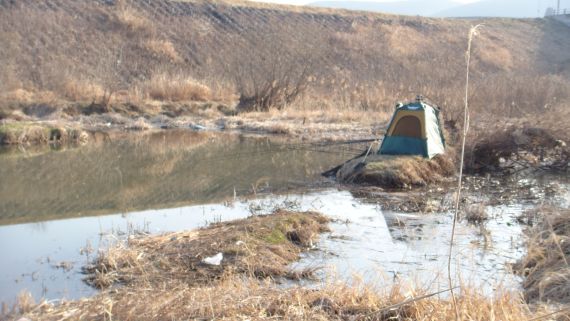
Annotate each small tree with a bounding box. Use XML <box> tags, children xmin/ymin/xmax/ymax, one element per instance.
<box><xmin>225</xmin><ymin>32</ymin><xmax>319</xmax><ymax>112</ymax></box>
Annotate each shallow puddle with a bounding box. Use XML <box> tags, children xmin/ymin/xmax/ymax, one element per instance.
<box><xmin>2</xmin><ymin>187</ymin><xmax>563</xmax><ymax>304</ymax></box>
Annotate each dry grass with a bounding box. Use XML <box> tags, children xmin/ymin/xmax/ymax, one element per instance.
<box><xmin>143</xmin><ymin>39</ymin><xmax>182</xmax><ymax>62</ymax></box>
<box><xmin>61</xmin><ymin>79</ymin><xmax>105</xmax><ymax>102</ymax></box>
<box><xmin>515</xmin><ymin>208</ymin><xmax>570</xmax><ymax>305</ymax></box>
<box><xmin>143</xmin><ymin>74</ymin><xmax>212</xmax><ymax>102</ymax></box>
<box><xmin>113</xmin><ymin>6</ymin><xmax>152</xmax><ymax>33</ymax></box>
<box><xmin>465</xmin><ymin>124</ymin><xmax>570</xmax><ymax>173</ymax></box>
<box><xmin>0</xmin><ymin>122</ymin><xmax>89</xmax><ymax>145</ymax></box>
<box><xmin>1</xmin><ymin>0</ymin><xmax>570</xmax><ymax>118</ymax></box>
<box><xmin>9</xmin><ymin>276</ymin><xmax>541</xmax><ymax>321</ymax></box>
<box><xmin>3</xmin><ymin>210</ymin><xmax>552</xmax><ymax>321</ymax></box>
<box><xmin>337</xmin><ymin>153</ymin><xmax>456</xmax><ymax>188</ymax></box>
<box><xmin>83</xmin><ymin>210</ymin><xmax>329</xmax><ymax>289</ymax></box>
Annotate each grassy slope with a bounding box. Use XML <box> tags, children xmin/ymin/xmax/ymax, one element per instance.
<box><xmin>0</xmin><ymin>0</ymin><xmax>569</xmax><ymax>120</ymax></box>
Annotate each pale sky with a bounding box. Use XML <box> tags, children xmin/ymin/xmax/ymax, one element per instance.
<box><xmin>250</xmin><ymin>0</ymin><xmax>481</xmax><ymax>6</ymax></box>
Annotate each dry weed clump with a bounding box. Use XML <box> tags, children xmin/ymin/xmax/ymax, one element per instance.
<box><xmin>61</xmin><ymin>79</ymin><xmax>105</xmax><ymax>102</ymax></box>
<box><xmin>143</xmin><ymin>39</ymin><xmax>182</xmax><ymax>62</ymax></box>
<box><xmin>336</xmin><ymin>153</ymin><xmax>456</xmax><ymax>189</ymax></box>
<box><xmin>84</xmin><ymin>210</ymin><xmax>329</xmax><ymax>289</ymax></box>
<box><xmin>0</xmin><ymin>122</ymin><xmax>89</xmax><ymax>145</ymax></box>
<box><xmin>465</xmin><ymin>125</ymin><xmax>569</xmax><ymax>173</ymax></box>
<box><xmin>515</xmin><ymin>208</ymin><xmax>570</xmax><ymax>305</ymax></box>
<box><xmin>143</xmin><ymin>74</ymin><xmax>212</xmax><ymax>102</ymax></box>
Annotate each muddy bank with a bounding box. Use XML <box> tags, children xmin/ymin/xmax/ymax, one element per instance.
<box><xmin>3</xmin><ymin>210</ymin><xmax>546</xmax><ymax>321</ymax></box>
<box><xmin>0</xmin><ymin>100</ymin><xmax>383</xmax><ymax>146</ymax></box>
<box><xmin>515</xmin><ymin>208</ymin><xmax>570</xmax><ymax>306</ymax></box>
<box><xmin>350</xmin><ymin>173</ymin><xmax>570</xmax><ymax>214</ymax></box>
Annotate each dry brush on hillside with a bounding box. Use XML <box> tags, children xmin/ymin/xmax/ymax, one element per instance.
<box><xmin>1</xmin><ymin>0</ymin><xmax>570</xmax><ymax>120</ymax></box>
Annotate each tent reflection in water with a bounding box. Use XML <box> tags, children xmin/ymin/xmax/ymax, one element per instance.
<box><xmin>379</xmin><ymin>96</ymin><xmax>446</xmax><ymax>159</ymax></box>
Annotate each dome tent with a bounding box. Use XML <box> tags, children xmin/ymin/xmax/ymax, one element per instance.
<box><xmin>378</xmin><ymin>97</ymin><xmax>446</xmax><ymax>159</ymax></box>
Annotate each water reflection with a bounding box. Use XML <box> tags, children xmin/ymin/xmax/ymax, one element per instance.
<box><xmin>0</xmin><ymin>130</ymin><xmax>363</xmax><ymax>225</ymax></box>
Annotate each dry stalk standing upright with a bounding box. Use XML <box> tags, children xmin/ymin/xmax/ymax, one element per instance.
<box><xmin>448</xmin><ymin>24</ymin><xmax>484</xmax><ymax>321</ymax></box>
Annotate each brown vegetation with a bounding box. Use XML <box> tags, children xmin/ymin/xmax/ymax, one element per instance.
<box><xmin>84</xmin><ymin>210</ymin><xmax>329</xmax><ymax>289</ymax></box>
<box><xmin>336</xmin><ymin>153</ymin><xmax>456</xmax><ymax>188</ymax></box>
<box><xmin>1</xmin><ymin>0</ymin><xmax>570</xmax><ymax>119</ymax></box>
<box><xmin>515</xmin><ymin>208</ymin><xmax>570</xmax><ymax>306</ymax></box>
<box><xmin>143</xmin><ymin>74</ymin><xmax>212</xmax><ymax>102</ymax></box>
<box><xmin>3</xmin><ymin>210</ymin><xmax>550</xmax><ymax>321</ymax></box>
<box><xmin>0</xmin><ymin>122</ymin><xmax>89</xmax><ymax>145</ymax></box>
<box><xmin>465</xmin><ymin>124</ymin><xmax>570</xmax><ymax>173</ymax></box>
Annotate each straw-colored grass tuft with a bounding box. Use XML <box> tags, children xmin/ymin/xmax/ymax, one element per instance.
<box><xmin>515</xmin><ymin>208</ymin><xmax>570</xmax><ymax>305</ymax></box>
<box><xmin>143</xmin><ymin>74</ymin><xmax>212</xmax><ymax>102</ymax></box>
<box><xmin>337</xmin><ymin>153</ymin><xmax>456</xmax><ymax>189</ymax></box>
<box><xmin>83</xmin><ymin>210</ymin><xmax>329</xmax><ymax>289</ymax></box>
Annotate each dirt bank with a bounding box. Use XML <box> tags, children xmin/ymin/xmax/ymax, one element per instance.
<box><xmin>0</xmin><ymin>103</ymin><xmax>384</xmax><ymax>146</ymax></box>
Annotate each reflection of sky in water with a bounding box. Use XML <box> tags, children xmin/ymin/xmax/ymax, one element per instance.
<box><xmin>0</xmin><ymin>189</ymin><xmax>535</xmax><ymax>304</ymax></box>
<box><xmin>293</xmin><ymin>193</ymin><xmax>528</xmax><ymax>296</ymax></box>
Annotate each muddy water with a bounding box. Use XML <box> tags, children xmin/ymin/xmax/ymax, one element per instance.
<box><xmin>0</xmin><ymin>130</ymin><xmax>568</xmax><ymax>305</ymax></box>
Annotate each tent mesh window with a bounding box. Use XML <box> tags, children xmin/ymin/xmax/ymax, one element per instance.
<box><xmin>392</xmin><ymin>116</ymin><xmax>422</xmax><ymax>138</ymax></box>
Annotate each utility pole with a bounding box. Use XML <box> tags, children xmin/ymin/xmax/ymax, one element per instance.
<box><xmin>557</xmin><ymin>0</ymin><xmax>560</xmax><ymax>15</ymax></box>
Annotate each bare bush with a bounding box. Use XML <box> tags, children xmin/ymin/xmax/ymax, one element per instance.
<box><xmin>231</xmin><ymin>55</ymin><xmax>314</xmax><ymax>112</ymax></box>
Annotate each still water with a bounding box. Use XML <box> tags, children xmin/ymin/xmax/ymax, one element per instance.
<box><xmin>0</xmin><ymin>130</ymin><xmax>567</xmax><ymax>305</ymax></box>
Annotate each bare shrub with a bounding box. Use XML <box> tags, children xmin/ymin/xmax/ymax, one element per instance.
<box><xmin>143</xmin><ymin>74</ymin><xmax>212</xmax><ymax>102</ymax></box>
<box><xmin>233</xmin><ymin>57</ymin><xmax>314</xmax><ymax>112</ymax></box>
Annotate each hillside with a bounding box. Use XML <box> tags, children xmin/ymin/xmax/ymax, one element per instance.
<box><xmin>0</xmin><ymin>0</ymin><xmax>569</xmax><ymax>123</ymax></box>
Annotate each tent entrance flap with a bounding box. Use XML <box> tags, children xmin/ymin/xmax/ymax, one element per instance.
<box><xmin>379</xmin><ymin>99</ymin><xmax>445</xmax><ymax>159</ymax></box>
<box><xmin>392</xmin><ymin>115</ymin><xmax>422</xmax><ymax>138</ymax></box>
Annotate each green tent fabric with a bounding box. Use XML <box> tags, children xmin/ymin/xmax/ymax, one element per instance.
<box><xmin>378</xmin><ymin>99</ymin><xmax>446</xmax><ymax>158</ymax></box>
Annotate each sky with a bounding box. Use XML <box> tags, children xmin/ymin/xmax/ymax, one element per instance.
<box><xmin>250</xmin><ymin>0</ymin><xmax>482</xmax><ymax>6</ymax></box>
